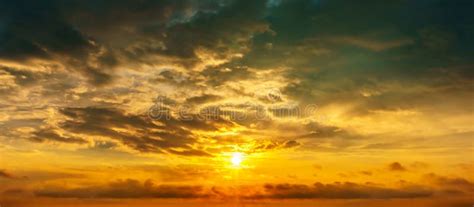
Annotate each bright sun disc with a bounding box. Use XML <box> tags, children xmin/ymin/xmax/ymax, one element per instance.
<box><xmin>231</xmin><ymin>152</ymin><xmax>243</xmax><ymax>166</ymax></box>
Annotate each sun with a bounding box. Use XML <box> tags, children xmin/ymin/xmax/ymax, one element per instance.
<box><xmin>230</xmin><ymin>152</ymin><xmax>244</xmax><ymax>166</ymax></box>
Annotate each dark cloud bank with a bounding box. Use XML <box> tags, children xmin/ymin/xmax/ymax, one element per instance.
<box><xmin>29</xmin><ymin>174</ymin><xmax>474</xmax><ymax>199</ymax></box>
<box><xmin>56</xmin><ymin>107</ymin><xmax>233</xmax><ymax>155</ymax></box>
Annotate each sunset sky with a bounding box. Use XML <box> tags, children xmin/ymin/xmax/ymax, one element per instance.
<box><xmin>0</xmin><ymin>0</ymin><xmax>473</xmax><ymax>206</ymax></box>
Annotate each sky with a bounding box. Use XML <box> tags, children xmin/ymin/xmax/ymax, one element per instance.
<box><xmin>0</xmin><ymin>0</ymin><xmax>473</xmax><ymax>206</ymax></box>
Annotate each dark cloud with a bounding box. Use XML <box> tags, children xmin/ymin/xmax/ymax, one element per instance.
<box><xmin>0</xmin><ymin>0</ymin><xmax>86</xmax><ymax>60</ymax></box>
<box><xmin>0</xmin><ymin>169</ymin><xmax>28</xmax><ymax>180</ymax></box>
<box><xmin>78</xmin><ymin>0</ymin><xmax>270</xmax><ymax>68</ymax></box>
<box><xmin>0</xmin><ymin>66</ymin><xmax>80</xmax><ymax>103</ymax></box>
<box><xmin>56</xmin><ymin>0</ymin><xmax>197</xmax><ymax>36</ymax></box>
<box><xmin>185</xmin><ymin>94</ymin><xmax>222</xmax><ymax>105</ymax></box>
<box><xmin>167</xmin><ymin>149</ymin><xmax>212</xmax><ymax>157</ymax></box>
<box><xmin>31</xmin><ymin>128</ymin><xmax>88</xmax><ymax>144</ymax></box>
<box><xmin>424</xmin><ymin>173</ymin><xmax>474</xmax><ymax>194</ymax></box>
<box><xmin>139</xmin><ymin>0</ymin><xmax>269</xmax><ymax>60</ymax></box>
<box><xmin>0</xmin><ymin>0</ymin><xmax>117</xmax><ymax>85</ymax></box>
<box><xmin>233</xmin><ymin>0</ymin><xmax>474</xmax><ymax>118</ymax></box>
<box><xmin>2</xmin><ymin>0</ymin><xmax>471</xmax><ymax>115</ymax></box>
<box><xmin>251</xmin><ymin>140</ymin><xmax>301</xmax><ymax>153</ymax></box>
<box><xmin>0</xmin><ymin>67</ymin><xmax>42</xmax><ymax>86</ymax></box>
<box><xmin>389</xmin><ymin>162</ymin><xmax>407</xmax><ymax>172</ymax></box>
<box><xmin>152</xmin><ymin>70</ymin><xmax>201</xmax><ymax>89</ymax></box>
<box><xmin>282</xmin><ymin>63</ymin><xmax>474</xmax><ymax>118</ymax></box>
<box><xmin>56</xmin><ymin>107</ymin><xmax>232</xmax><ymax>155</ymax></box>
<box><xmin>251</xmin><ymin>182</ymin><xmax>432</xmax><ymax>199</ymax></box>
<box><xmin>0</xmin><ymin>0</ymin><xmax>269</xmax><ymax>86</ymax></box>
<box><xmin>51</xmin><ymin>0</ymin><xmax>268</xmax><ymax>75</ymax></box>
<box><xmin>0</xmin><ymin>169</ymin><xmax>15</xmax><ymax>179</ymax></box>
<box><xmin>298</xmin><ymin>121</ymin><xmax>355</xmax><ymax>139</ymax></box>
<box><xmin>35</xmin><ymin>179</ymin><xmax>207</xmax><ymax>198</ymax></box>
<box><xmin>15</xmin><ymin>177</ymin><xmax>474</xmax><ymax>200</ymax></box>
<box><xmin>283</xmin><ymin>140</ymin><xmax>300</xmax><ymax>148</ymax></box>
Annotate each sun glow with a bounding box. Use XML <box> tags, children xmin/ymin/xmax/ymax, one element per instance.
<box><xmin>230</xmin><ymin>152</ymin><xmax>244</xmax><ymax>166</ymax></box>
